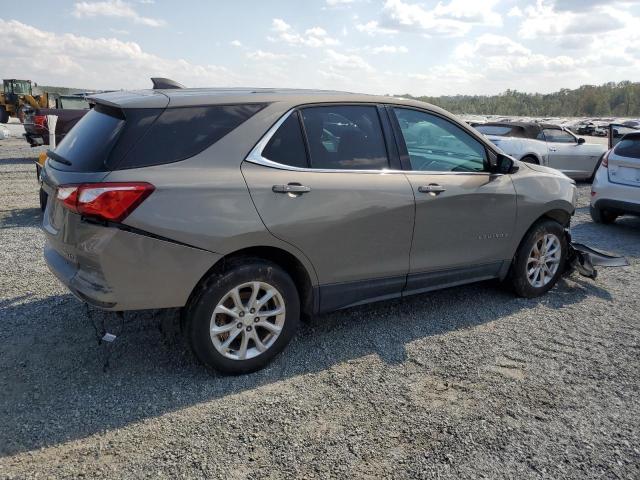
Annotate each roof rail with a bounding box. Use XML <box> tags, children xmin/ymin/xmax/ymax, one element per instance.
<box><xmin>150</xmin><ymin>78</ymin><xmax>185</xmax><ymax>89</ymax></box>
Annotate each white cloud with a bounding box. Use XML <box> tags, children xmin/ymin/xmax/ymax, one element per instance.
<box><xmin>270</xmin><ymin>18</ymin><xmax>339</xmax><ymax>47</ymax></box>
<box><xmin>507</xmin><ymin>6</ymin><xmax>523</xmax><ymax>18</ymax></box>
<box><xmin>361</xmin><ymin>0</ymin><xmax>502</xmax><ymax>37</ymax></box>
<box><xmin>326</xmin><ymin>0</ymin><xmax>357</xmax><ymax>5</ymax></box>
<box><xmin>356</xmin><ymin>21</ymin><xmax>397</xmax><ymax>36</ymax></box>
<box><xmin>230</xmin><ymin>40</ymin><xmax>242</xmax><ymax>47</ymax></box>
<box><xmin>245</xmin><ymin>50</ymin><xmax>306</xmax><ymax>61</ymax></box>
<box><xmin>0</xmin><ymin>19</ymin><xmax>232</xmax><ymax>89</ymax></box>
<box><xmin>324</xmin><ymin>49</ymin><xmax>374</xmax><ymax>72</ymax></box>
<box><xmin>72</xmin><ymin>0</ymin><xmax>166</xmax><ymax>27</ymax></box>
<box><xmin>519</xmin><ymin>1</ymin><xmax>627</xmax><ymax>40</ymax></box>
<box><xmin>368</xmin><ymin>44</ymin><xmax>408</xmax><ymax>54</ymax></box>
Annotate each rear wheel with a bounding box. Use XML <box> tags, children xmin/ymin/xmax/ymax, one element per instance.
<box><xmin>509</xmin><ymin>219</ymin><xmax>567</xmax><ymax>298</ymax></box>
<box><xmin>184</xmin><ymin>259</ymin><xmax>300</xmax><ymax>374</ymax></box>
<box><xmin>590</xmin><ymin>205</ymin><xmax>618</xmax><ymax>224</ymax></box>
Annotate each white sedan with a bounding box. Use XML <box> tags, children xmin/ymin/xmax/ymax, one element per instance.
<box><xmin>475</xmin><ymin>122</ymin><xmax>606</xmax><ymax>180</ymax></box>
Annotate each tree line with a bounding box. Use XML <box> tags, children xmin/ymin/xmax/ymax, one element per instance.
<box><xmin>399</xmin><ymin>81</ymin><xmax>640</xmax><ymax>117</ymax></box>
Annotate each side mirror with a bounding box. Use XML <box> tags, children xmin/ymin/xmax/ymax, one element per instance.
<box><xmin>577</xmin><ymin>137</ymin><xmax>585</xmax><ymax>145</ymax></box>
<box><xmin>489</xmin><ymin>153</ymin><xmax>517</xmax><ymax>174</ymax></box>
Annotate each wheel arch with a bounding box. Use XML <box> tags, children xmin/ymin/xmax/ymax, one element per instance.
<box><xmin>520</xmin><ymin>153</ymin><xmax>541</xmax><ymax>164</ymax></box>
<box><xmin>188</xmin><ymin>245</ymin><xmax>317</xmax><ymax>318</ymax></box>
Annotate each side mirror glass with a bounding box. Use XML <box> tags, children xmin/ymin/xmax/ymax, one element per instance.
<box><xmin>490</xmin><ymin>153</ymin><xmax>516</xmax><ymax>174</ymax></box>
<box><xmin>577</xmin><ymin>137</ymin><xmax>585</xmax><ymax>145</ymax></box>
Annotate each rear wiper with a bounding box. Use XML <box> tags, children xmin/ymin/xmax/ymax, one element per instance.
<box><xmin>46</xmin><ymin>149</ymin><xmax>72</xmax><ymax>166</ymax></box>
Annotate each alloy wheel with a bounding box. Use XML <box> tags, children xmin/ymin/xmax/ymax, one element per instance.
<box><xmin>209</xmin><ymin>281</ymin><xmax>286</xmax><ymax>361</ymax></box>
<box><xmin>526</xmin><ymin>233</ymin><xmax>561</xmax><ymax>288</ymax></box>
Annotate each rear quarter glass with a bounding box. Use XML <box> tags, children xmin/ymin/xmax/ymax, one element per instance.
<box><xmin>49</xmin><ymin>105</ymin><xmax>125</xmax><ymax>172</ymax></box>
<box><xmin>48</xmin><ymin>103</ymin><xmax>266</xmax><ymax>172</ymax></box>
<box><xmin>109</xmin><ymin>103</ymin><xmax>267</xmax><ymax>170</ymax></box>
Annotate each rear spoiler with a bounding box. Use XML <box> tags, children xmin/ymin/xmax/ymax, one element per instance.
<box><xmin>151</xmin><ymin>78</ymin><xmax>185</xmax><ymax>89</ymax></box>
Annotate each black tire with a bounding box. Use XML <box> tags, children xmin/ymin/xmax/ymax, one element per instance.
<box><xmin>520</xmin><ymin>155</ymin><xmax>539</xmax><ymax>164</ymax></box>
<box><xmin>509</xmin><ymin>219</ymin><xmax>568</xmax><ymax>298</ymax></box>
<box><xmin>590</xmin><ymin>205</ymin><xmax>617</xmax><ymax>224</ymax></box>
<box><xmin>0</xmin><ymin>106</ymin><xmax>8</xmax><ymax>124</ymax></box>
<box><xmin>39</xmin><ymin>187</ymin><xmax>48</xmax><ymax>212</ymax></box>
<box><xmin>184</xmin><ymin>258</ymin><xmax>300</xmax><ymax>375</ymax></box>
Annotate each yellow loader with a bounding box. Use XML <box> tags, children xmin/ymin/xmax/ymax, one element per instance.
<box><xmin>0</xmin><ymin>79</ymin><xmax>49</xmax><ymax>123</ymax></box>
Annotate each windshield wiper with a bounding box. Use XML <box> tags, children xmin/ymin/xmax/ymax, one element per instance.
<box><xmin>46</xmin><ymin>149</ymin><xmax>72</xmax><ymax>166</ymax></box>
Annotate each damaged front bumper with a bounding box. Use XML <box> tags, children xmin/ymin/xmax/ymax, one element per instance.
<box><xmin>566</xmin><ymin>232</ymin><xmax>629</xmax><ymax>280</ymax></box>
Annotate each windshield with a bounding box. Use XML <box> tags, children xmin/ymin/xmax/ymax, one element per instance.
<box><xmin>476</xmin><ymin>125</ymin><xmax>519</xmax><ymax>136</ymax></box>
<box><xmin>7</xmin><ymin>80</ymin><xmax>31</xmax><ymax>95</ymax></box>
<box><xmin>58</xmin><ymin>96</ymin><xmax>90</xmax><ymax>110</ymax></box>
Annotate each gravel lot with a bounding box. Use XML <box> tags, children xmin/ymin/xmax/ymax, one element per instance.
<box><xmin>1</xmin><ymin>124</ymin><xmax>638</xmax><ymax>479</ymax></box>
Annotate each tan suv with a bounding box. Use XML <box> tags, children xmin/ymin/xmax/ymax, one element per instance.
<box><xmin>41</xmin><ymin>88</ymin><xmax>577</xmax><ymax>373</ymax></box>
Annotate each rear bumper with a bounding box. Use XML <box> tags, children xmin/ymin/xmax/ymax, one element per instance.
<box><xmin>593</xmin><ymin>199</ymin><xmax>640</xmax><ymax>216</ymax></box>
<box><xmin>591</xmin><ymin>167</ymin><xmax>640</xmax><ymax>216</ymax></box>
<box><xmin>23</xmin><ymin>132</ymin><xmax>46</xmax><ymax>147</ymax></box>
<box><xmin>44</xmin><ymin>223</ymin><xmax>222</xmax><ymax>311</ymax></box>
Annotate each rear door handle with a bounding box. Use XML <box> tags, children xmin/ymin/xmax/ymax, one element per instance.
<box><xmin>272</xmin><ymin>183</ymin><xmax>311</xmax><ymax>194</ymax></box>
<box><xmin>418</xmin><ymin>184</ymin><xmax>446</xmax><ymax>194</ymax></box>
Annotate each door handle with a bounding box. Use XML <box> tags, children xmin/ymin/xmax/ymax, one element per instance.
<box><xmin>272</xmin><ymin>183</ymin><xmax>311</xmax><ymax>194</ymax></box>
<box><xmin>418</xmin><ymin>184</ymin><xmax>446</xmax><ymax>194</ymax></box>
<box><xmin>549</xmin><ymin>147</ymin><xmax>557</xmax><ymax>152</ymax></box>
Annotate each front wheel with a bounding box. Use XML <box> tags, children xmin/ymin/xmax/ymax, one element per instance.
<box><xmin>509</xmin><ymin>220</ymin><xmax>567</xmax><ymax>298</ymax></box>
<box><xmin>0</xmin><ymin>106</ymin><xmax>8</xmax><ymax>124</ymax></box>
<box><xmin>184</xmin><ymin>259</ymin><xmax>300</xmax><ymax>374</ymax></box>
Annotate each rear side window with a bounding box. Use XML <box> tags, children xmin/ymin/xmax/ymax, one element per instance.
<box><xmin>300</xmin><ymin>105</ymin><xmax>389</xmax><ymax>170</ymax></box>
<box><xmin>113</xmin><ymin>104</ymin><xmax>266</xmax><ymax>169</ymax></box>
<box><xmin>614</xmin><ymin>136</ymin><xmax>640</xmax><ymax>159</ymax></box>
<box><xmin>51</xmin><ymin>105</ymin><xmax>124</xmax><ymax>172</ymax></box>
<box><xmin>262</xmin><ymin>111</ymin><xmax>308</xmax><ymax>168</ymax></box>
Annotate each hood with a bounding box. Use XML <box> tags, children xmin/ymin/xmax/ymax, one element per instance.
<box><xmin>523</xmin><ymin>162</ymin><xmax>574</xmax><ymax>181</ymax></box>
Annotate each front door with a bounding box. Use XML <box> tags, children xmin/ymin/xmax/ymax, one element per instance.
<box><xmin>242</xmin><ymin>105</ymin><xmax>415</xmax><ymax>311</ymax></box>
<box><xmin>388</xmin><ymin>106</ymin><xmax>517</xmax><ymax>294</ymax></box>
<box><xmin>542</xmin><ymin>128</ymin><xmax>596</xmax><ymax>178</ymax></box>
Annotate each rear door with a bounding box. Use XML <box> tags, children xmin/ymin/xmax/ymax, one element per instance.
<box><xmin>242</xmin><ymin>104</ymin><xmax>415</xmax><ymax>312</ymax></box>
<box><xmin>388</xmin><ymin>106</ymin><xmax>517</xmax><ymax>294</ymax></box>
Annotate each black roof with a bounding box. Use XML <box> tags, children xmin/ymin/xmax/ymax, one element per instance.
<box><xmin>477</xmin><ymin>121</ymin><xmax>562</xmax><ymax>139</ymax></box>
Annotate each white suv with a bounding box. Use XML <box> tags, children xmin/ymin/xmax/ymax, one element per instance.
<box><xmin>591</xmin><ymin>131</ymin><xmax>640</xmax><ymax>223</ymax></box>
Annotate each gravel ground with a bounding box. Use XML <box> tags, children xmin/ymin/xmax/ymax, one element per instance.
<box><xmin>0</xmin><ymin>126</ymin><xmax>638</xmax><ymax>479</ymax></box>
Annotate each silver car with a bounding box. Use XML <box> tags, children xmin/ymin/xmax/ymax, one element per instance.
<box><xmin>591</xmin><ymin>127</ymin><xmax>640</xmax><ymax>223</ymax></box>
<box><xmin>475</xmin><ymin>122</ymin><xmax>606</xmax><ymax>180</ymax></box>
<box><xmin>41</xmin><ymin>88</ymin><xmax>577</xmax><ymax>374</ymax></box>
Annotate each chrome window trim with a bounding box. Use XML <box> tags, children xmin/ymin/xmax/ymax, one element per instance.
<box><xmin>245</xmin><ymin>107</ymin><xmax>497</xmax><ymax>176</ymax></box>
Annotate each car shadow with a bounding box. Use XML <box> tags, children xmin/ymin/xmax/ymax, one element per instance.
<box><xmin>0</xmin><ymin>207</ymin><xmax>41</xmax><ymax>229</ymax></box>
<box><xmin>0</xmin><ymin>157</ymin><xmax>38</xmax><ymax>166</ymax></box>
<box><xmin>0</xmin><ymin>273</ymin><xmax>614</xmax><ymax>457</ymax></box>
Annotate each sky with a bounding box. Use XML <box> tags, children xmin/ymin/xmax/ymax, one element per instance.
<box><xmin>2</xmin><ymin>0</ymin><xmax>640</xmax><ymax>96</ymax></box>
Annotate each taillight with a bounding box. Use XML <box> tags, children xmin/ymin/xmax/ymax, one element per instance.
<box><xmin>34</xmin><ymin>115</ymin><xmax>47</xmax><ymax>132</ymax></box>
<box><xmin>601</xmin><ymin>150</ymin><xmax>610</xmax><ymax>168</ymax></box>
<box><xmin>56</xmin><ymin>183</ymin><xmax>154</xmax><ymax>222</ymax></box>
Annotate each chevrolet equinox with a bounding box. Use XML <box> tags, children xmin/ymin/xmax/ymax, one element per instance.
<box><xmin>41</xmin><ymin>88</ymin><xmax>577</xmax><ymax>374</ymax></box>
